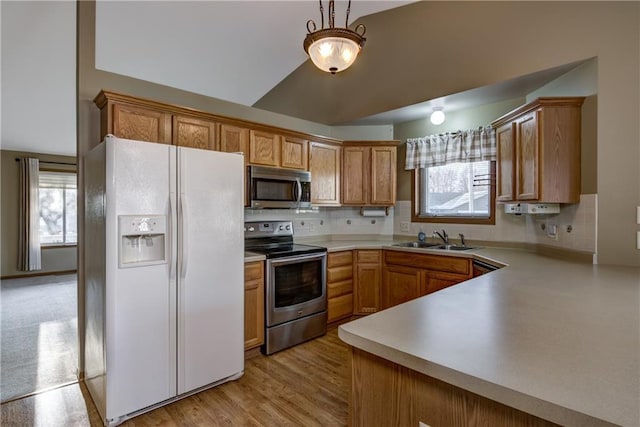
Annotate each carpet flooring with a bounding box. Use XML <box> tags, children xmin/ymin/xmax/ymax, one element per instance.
<box><xmin>1</xmin><ymin>274</ymin><xmax>78</xmax><ymax>402</ymax></box>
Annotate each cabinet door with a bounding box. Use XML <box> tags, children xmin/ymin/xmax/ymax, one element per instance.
<box><xmin>328</xmin><ymin>293</ymin><xmax>353</xmax><ymax>323</ymax></box>
<box><xmin>342</xmin><ymin>146</ymin><xmax>370</xmax><ymax>205</ymax></box>
<box><xmin>173</xmin><ymin>115</ymin><xmax>217</xmax><ymax>150</ymax></box>
<box><xmin>515</xmin><ymin>111</ymin><xmax>539</xmax><ymax>200</ymax></box>
<box><xmin>309</xmin><ymin>142</ymin><xmax>341</xmax><ymax>206</ymax></box>
<box><xmin>249</xmin><ymin>130</ymin><xmax>280</xmax><ymax>167</ymax></box>
<box><xmin>496</xmin><ymin>123</ymin><xmax>516</xmax><ymax>202</ymax></box>
<box><xmin>370</xmin><ymin>146</ymin><xmax>396</xmax><ymax>205</ymax></box>
<box><xmin>112</xmin><ymin>103</ymin><xmax>172</xmax><ymax>144</ymax></box>
<box><xmin>244</xmin><ymin>262</ymin><xmax>264</xmax><ymax>350</ymax></box>
<box><xmin>382</xmin><ymin>264</ymin><xmax>423</xmax><ymax>309</ymax></box>
<box><xmin>422</xmin><ymin>270</ymin><xmax>467</xmax><ymax>295</ymax></box>
<box><xmin>354</xmin><ymin>250</ymin><xmax>381</xmax><ymax>314</ymax></box>
<box><xmin>281</xmin><ymin>136</ymin><xmax>308</xmax><ymax>170</ymax></box>
<box><xmin>219</xmin><ymin>124</ymin><xmax>249</xmax><ymax>155</ymax></box>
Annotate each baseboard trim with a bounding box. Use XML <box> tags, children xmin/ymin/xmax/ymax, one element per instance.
<box><xmin>1</xmin><ymin>269</ymin><xmax>77</xmax><ymax>280</ymax></box>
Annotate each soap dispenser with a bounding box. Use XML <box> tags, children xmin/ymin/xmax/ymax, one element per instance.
<box><xmin>417</xmin><ymin>228</ymin><xmax>426</xmax><ymax>242</ymax></box>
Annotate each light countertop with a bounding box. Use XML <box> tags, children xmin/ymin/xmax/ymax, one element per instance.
<box><xmin>331</xmin><ymin>244</ymin><xmax>639</xmax><ymax>426</ymax></box>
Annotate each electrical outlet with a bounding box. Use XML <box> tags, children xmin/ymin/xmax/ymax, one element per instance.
<box><xmin>400</xmin><ymin>221</ymin><xmax>410</xmax><ymax>232</ymax></box>
<box><xmin>637</xmin><ymin>206</ymin><xmax>640</xmax><ymax>225</ymax></box>
<box><xmin>637</xmin><ymin>231</ymin><xmax>640</xmax><ymax>250</ymax></box>
<box><xmin>547</xmin><ymin>223</ymin><xmax>558</xmax><ymax>239</ymax></box>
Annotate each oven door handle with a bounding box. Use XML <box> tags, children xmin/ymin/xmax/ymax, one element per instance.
<box><xmin>267</xmin><ymin>251</ymin><xmax>327</xmax><ymax>267</ymax></box>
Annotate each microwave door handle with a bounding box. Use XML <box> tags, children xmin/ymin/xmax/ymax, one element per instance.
<box><xmin>295</xmin><ymin>178</ymin><xmax>302</xmax><ymax>207</ymax></box>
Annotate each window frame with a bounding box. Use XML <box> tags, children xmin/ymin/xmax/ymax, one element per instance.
<box><xmin>411</xmin><ymin>160</ymin><xmax>496</xmax><ymax>225</ymax></box>
<box><xmin>38</xmin><ymin>166</ymin><xmax>78</xmax><ymax>248</ymax></box>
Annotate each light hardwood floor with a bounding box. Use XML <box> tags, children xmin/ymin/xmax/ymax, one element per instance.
<box><xmin>0</xmin><ymin>328</ymin><xmax>350</xmax><ymax>427</ymax></box>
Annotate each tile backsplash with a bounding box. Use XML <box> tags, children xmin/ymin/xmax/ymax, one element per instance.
<box><xmin>244</xmin><ymin>194</ymin><xmax>596</xmax><ymax>253</ymax></box>
<box><xmin>244</xmin><ymin>206</ymin><xmax>395</xmax><ymax>238</ymax></box>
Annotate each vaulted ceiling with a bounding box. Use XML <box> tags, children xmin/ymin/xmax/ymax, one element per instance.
<box><xmin>96</xmin><ymin>1</ymin><xmax>584</xmax><ymax>126</ymax></box>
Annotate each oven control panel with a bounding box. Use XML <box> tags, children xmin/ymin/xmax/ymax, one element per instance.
<box><xmin>245</xmin><ymin>221</ymin><xmax>293</xmax><ymax>238</ymax></box>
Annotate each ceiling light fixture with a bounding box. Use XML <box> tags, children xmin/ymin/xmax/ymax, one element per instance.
<box><xmin>430</xmin><ymin>107</ymin><xmax>446</xmax><ymax>125</ymax></box>
<box><xmin>303</xmin><ymin>0</ymin><xmax>366</xmax><ymax>74</ymax></box>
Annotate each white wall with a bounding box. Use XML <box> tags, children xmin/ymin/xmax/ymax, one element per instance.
<box><xmin>0</xmin><ymin>1</ymin><xmax>76</xmax><ymax>155</ymax></box>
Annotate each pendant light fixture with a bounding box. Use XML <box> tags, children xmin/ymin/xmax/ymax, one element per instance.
<box><xmin>303</xmin><ymin>0</ymin><xmax>366</xmax><ymax>74</ymax></box>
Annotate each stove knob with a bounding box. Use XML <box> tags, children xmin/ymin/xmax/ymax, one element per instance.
<box><xmin>279</xmin><ymin>225</ymin><xmax>284</xmax><ymax>231</ymax></box>
<box><xmin>286</xmin><ymin>225</ymin><xmax>291</xmax><ymax>231</ymax></box>
<box><xmin>248</xmin><ymin>226</ymin><xmax>255</xmax><ymax>232</ymax></box>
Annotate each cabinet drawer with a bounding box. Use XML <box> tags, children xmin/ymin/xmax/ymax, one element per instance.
<box><xmin>328</xmin><ymin>265</ymin><xmax>353</xmax><ymax>283</ymax></box>
<box><xmin>328</xmin><ymin>279</ymin><xmax>353</xmax><ymax>298</ymax></box>
<box><xmin>357</xmin><ymin>250</ymin><xmax>381</xmax><ymax>264</ymax></box>
<box><xmin>244</xmin><ymin>261</ymin><xmax>263</xmax><ymax>282</ymax></box>
<box><xmin>328</xmin><ymin>250</ymin><xmax>353</xmax><ymax>267</ymax></box>
<box><xmin>384</xmin><ymin>251</ymin><xmax>470</xmax><ymax>275</ymax></box>
<box><xmin>328</xmin><ymin>293</ymin><xmax>353</xmax><ymax>323</ymax></box>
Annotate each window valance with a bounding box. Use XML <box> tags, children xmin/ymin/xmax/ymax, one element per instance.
<box><xmin>405</xmin><ymin>126</ymin><xmax>496</xmax><ymax>170</ymax></box>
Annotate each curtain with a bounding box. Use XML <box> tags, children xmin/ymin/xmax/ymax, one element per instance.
<box><xmin>18</xmin><ymin>157</ymin><xmax>41</xmax><ymax>271</ymax></box>
<box><xmin>405</xmin><ymin>126</ymin><xmax>496</xmax><ymax>170</ymax></box>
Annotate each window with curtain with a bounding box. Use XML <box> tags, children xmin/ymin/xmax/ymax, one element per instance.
<box><xmin>406</xmin><ymin>127</ymin><xmax>497</xmax><ymax>225</ymax></box>
<box><xmin>39</xmin><ymin>171</ymin><xmax>77</xmax><ymax>245</ymax></box>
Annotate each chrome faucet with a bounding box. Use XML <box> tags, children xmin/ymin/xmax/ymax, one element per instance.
<box><xmin>433</xmin><ymin>229</ymin><xmax>448</xmax><ymax>245</ymax></box>
<box><xmin>459</xmin><ymin>233</ymin><xmax>466</xmax><ymax>247</ymax></box>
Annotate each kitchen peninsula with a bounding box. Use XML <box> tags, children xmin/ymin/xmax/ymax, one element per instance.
<box><xmin>338</xmin><ymin>246</ymin><xmax>639</xmax><ymax>427</ymax></box>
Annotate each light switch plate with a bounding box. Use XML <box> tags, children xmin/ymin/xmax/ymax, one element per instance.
<box><xmin>400</xmin><ymin>221</ymin><xmax>410</xmax><ymax>232</ymax></box>
<box><xmin>637</xmin><ymin>207</ymin><xmax>640</xmax><ymax>224</ymax></box>
<box><xmin>637</xmin><ymin>231</ymin><xmax>640</xmax><ymax>250</ymax></box>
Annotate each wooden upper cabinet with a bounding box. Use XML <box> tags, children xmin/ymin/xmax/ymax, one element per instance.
<box><xmin>515</xmin><ymin>112</ymin><xmax>539</xmax><ymax>200</ymax></box>
<box><xmin>280</xmin><ymin>136</ymin><xmax>308</xmax><ymax>170</ymax></box>
<box><xmin>309</xmin><ymin>142</ymin><xmax>341</xmax><ymax>206</ymax></box>
<box><xmin>370</xmin><ymin>146</ymin><xmax>396</xmax><ymax>205</ymax></box>
<box><xmin>491</xmin><ymin>97</ymin><xmax>584</xmax><ymax>203</ymax></box>
<box><xmin>172</xmin><ymin>115</ymin><xmax>217</xmax><ymax>150</ymax></box>
<box><xmin>342</xmin><ymin>143</ymin><xmax>398</xmax><ymax>206</ymax></box>
<box><xmin>496</xmin><ymin>123</ymin><xmax>516</xmax><ymax>202</ymax></box>
<box><xmin>219</xmin><ymin>124</ymin><xmax>249</xmax><ymax>156</ymax></box>
<box><xmin>249</xmin><ymin>130</ymin><xmax>280</xmax><ymax>167</ymax></box>
<box><xmin>342</xmin><ymin>146</ymin><xmax>370</xmax><ymax>205</ymax></box>
<box><xmin>111</xmin><ymin>103</ymin><xmax>172</xmax><ymax>144</ymax></box>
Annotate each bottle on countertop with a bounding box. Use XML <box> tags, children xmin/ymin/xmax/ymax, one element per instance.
<box><xmin>417</xmin><ymin>229</ymin><xmax>426</xmax><ymax>242</ymax></box>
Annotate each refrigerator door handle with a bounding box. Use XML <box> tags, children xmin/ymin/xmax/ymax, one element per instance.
<box><xmin>168</xmin><ymin>195</ymin><xmax>176</xmax><ymax>280</ymax></box>
<box><xmin>178</xmin><ymin>194</ymin><xmax>189</xmax><ymax>279</ymax></box>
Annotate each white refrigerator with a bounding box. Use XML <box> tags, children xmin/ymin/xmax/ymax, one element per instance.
<box><xmin>84</xmin><ymin>135</ymin><xmax>244</xmax><ymax>426</ymax></box>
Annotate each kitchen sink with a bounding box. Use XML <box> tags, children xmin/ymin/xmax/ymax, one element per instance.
<box><xmin>435</xmin><ymin>245</ymin><xmax>475</xmax><ymax>251</ymax></box>
<box><xmin>392</xmin><ymin>242</ymin><xmax>441</xmax><ymax>248</ymax></box>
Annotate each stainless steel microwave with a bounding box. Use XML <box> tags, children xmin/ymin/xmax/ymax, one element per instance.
<box><xmin>247</xmin><ymin>165</ymin><xmax>311</xmax><ymax>209</ymax></box>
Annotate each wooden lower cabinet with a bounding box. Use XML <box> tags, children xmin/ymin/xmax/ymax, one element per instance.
<box><xmin>350</xmin><ymin>348</ymin><xmax>559</xmax><ymax>427</ymax></box>
<box><xmin>382</xmin><ymin>250</ymin><xmax>472</xmax><ymax>309</ymax></box>
<box><xmin>382</xmin><ymin>264</ymin><xmax>424</xmax><ymax>309</ymax></box>
<box><xmin>354</xmin><ymin>250</ymin><xmax>381</xmax><ymax>314</ymax></box>
<box><xmin>244</xmin><ymin>261</ymin><xmax>264</xmax><ymax>350</ymax></box>
<box><xmin>327</xmin><ymin>251</ymin><xmax>354</xmax><ymax>323</ymax></box>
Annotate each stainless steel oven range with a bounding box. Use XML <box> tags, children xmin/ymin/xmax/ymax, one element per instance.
<box><xmin>244</xmin><ymin>221</ymin><xmax>327</xmax><ymax>355</ymax></box>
